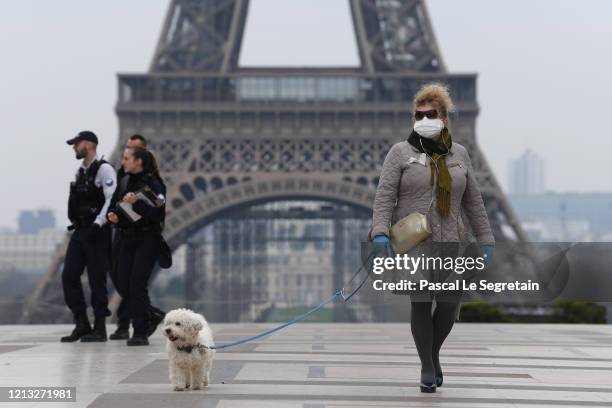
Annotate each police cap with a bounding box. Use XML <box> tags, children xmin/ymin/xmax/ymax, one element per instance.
<box><xmin>66</xmin><ymin>130</ymin><xmax>98</xmax><ymax>145</ymax></box>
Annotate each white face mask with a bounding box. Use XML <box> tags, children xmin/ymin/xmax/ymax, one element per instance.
<box><xmin>414</xmin><ymin>117</ymin><xmax>444</xmax><ymax>139</ymax></box>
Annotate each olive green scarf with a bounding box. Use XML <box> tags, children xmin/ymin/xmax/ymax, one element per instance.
<box><xmin>408</xmin><ymin>128</ymin><xmax>452</xmax><ymax>217</ymax></box>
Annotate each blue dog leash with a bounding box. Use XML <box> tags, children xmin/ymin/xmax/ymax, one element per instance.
<box><xmin>206</xmin><ymin>251</ymin><xmax>375</xmax><ymax>350</ymax></box>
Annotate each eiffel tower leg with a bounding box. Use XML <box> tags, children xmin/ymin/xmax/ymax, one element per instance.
<box><xmin>185</xmin><ymin>241</ymin><xmax>199</xmax><ymax>310</ymax></box>
<box><xmin>333</xmin><ymin>213</ymin><xmax>345</xmax><ymax>322</ymax></box>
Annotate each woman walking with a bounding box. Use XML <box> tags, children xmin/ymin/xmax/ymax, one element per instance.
<box><xmin>107</xmin><ymin>146</ymin><xmax>166</xmax><ymax>346</ymax></box>
<box><xmin>370</xmin><ymin>83</ymin><xmax>495</xmax><ymax>392</ymax></box>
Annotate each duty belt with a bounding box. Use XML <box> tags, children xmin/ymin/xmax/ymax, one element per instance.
<box><xmin>118</xmin><ymin>227</ymin><xmax>159</xmax><ymax>239</ymax></box>
<box><xmin>67</xmin><ymin>220</ymin><xmax>94</xmax><ymax>231</ymax></box>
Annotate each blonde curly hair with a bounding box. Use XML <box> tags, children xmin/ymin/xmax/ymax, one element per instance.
<box><xmin>413</xmin><ymin>83</ymin><xmax>455</xmax><ymax>119</ymax></box>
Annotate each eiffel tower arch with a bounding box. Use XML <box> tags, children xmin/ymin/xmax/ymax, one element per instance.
<box><xmin>21</xmin><ymin>0</ymin><xmax>526</xmax><ymax>323</ymax></box>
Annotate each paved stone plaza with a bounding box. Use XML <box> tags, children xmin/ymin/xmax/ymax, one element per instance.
<box><xmin>1</xmin><ymin>323</ymin><xmax>612</xmax><ymax>407</ymax></box>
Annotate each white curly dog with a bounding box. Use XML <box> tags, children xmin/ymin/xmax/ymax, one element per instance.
<box><xmin>162</xmin><ymin>308</ymin><xmax>215</xmax><ymax>391</ymax></box>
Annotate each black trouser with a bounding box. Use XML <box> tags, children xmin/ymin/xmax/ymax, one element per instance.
<box><xmin>110</xmin><ymin>230</ymin><xmax>163</xmax><ymax>324</ymax></box>
<box><xmin>61</xmin><ymin>227</ymin><xmax>111</xmax><ymax>319</ymax></box>
<box><xmin>109</xmin><ymin>230</ymin><xmax>129</xmax><ymax>322</ymax></box>
<box><xmin>116</xmin><ymin>234</ymin><xmax>159</xmax><ymax>334</ymax></box>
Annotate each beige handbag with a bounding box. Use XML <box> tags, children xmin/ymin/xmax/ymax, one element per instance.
<box><xmin>389</xmin><ymin>178</ymin><xmax>435</xmax><ymax>254</ymax></box>
<box><xmin>389</xmin><ymin>212</ymin><xmax>432</xmax><ymax>255</ymax></box>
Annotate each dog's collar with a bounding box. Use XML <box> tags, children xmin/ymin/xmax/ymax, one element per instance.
<box><xmin>176</xmin><ymin>343</ymin><xmax>207</xmax><ymax>354</ymax></box>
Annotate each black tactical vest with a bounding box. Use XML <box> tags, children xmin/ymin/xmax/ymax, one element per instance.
<box><xmin>68</xmin><ymin>159</ymin><xmax>108</xmax><ymax>227</ymax></box>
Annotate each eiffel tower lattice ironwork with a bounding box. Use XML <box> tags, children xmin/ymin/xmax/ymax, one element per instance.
<box><xmin>22</xmin><ymin>0</ymin><xmax>526</xmax><ymax>323</ymax></box>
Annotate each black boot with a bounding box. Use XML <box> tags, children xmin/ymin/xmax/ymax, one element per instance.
<box><xmin>109</xmin><ymin>319</ymin><xmax>130</xmax><ymax>340</ymax></box>
<box><xmin>60</xmin><ymin>314</ymin><xmax>92</xmax><ymax>342</ymax></box>
<box><xmin>146</xmin><ymin>308</ymin><xmax>166</xmax><ymax>337</ymax></box>
<box><xmin>127</xmin><ymin>332</ymin><xmax>149</xmax><ymax>346</ymax></box>
<box><xmin>80</xmin><ymin>316</ymin><xmax>107</xmax><ymax>342</ymax></box>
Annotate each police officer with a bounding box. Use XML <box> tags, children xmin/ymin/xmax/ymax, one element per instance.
<box><xmin>61</xmin><ymin>131</ymin><xmax>116</xmax><ymax>342</ymax></box>
<box><xmin>108</xmin><ymin>134</ymin><xmax>166</xmax><ymax>340</ymax></box>
<box><xmin>108</xmin><ymin>146</ymin><xmax>166</xmax><ymax>346</ymax></box>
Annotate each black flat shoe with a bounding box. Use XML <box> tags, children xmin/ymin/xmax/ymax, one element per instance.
<box><xmin>109</xmin><ymin>327</ymin><xmax>130</xmax><ymax>340</ymax></box>
<box><xmin>127</xmin><ymin>335</ymin><xmax>149</xmax><ymax>346</ymax></box>
<box><xmin>435</xmin><ymin>372</ymin><xmax>443</xmax><ymax>387</ymax></box>
<box><xmin>420</xmin><ymin>382</ymin><xmax>437</xmax><ymax>393</ymax></box>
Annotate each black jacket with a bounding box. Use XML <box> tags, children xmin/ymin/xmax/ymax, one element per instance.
<box><xmin>109</xmin><ymin>171</ymin><xmax>166</xmax><ymax>232</ymax></box>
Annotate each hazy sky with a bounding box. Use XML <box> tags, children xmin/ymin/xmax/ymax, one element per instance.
<box><xmin>1</xmin><ymin>0</ymin><xmax>611</xmax><ymax>229</ymax></box>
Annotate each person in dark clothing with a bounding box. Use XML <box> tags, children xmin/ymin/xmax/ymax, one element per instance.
<box><xmin>60</xmin><ymin>131</ymin><xmax>116</xmax><ymax>343</ymax></box>
<box><xmin>107</xmin><ymin>146</ymin><xmax>166</xmax><ymax>346</ymax></box>
<box><xmin>108</xmin><ymin>134</ymin><xmax>166</xmax><ymax>340</ymax></box>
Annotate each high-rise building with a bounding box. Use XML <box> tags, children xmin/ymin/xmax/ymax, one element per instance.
<box><xmin>509</xmin><ymin>149</ymin><xmax>545</xmax><ymax>195</ymax></box>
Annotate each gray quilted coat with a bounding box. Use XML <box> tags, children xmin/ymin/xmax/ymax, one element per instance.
<box><xmin>371</xmin><ymin>140</ymin><xmax>494</xmax><ymax>311</ymax></box>
<box><xmin>371</xmin><ymin>140</ymin><xmax>495</xmax><ymax>246</ymax></box>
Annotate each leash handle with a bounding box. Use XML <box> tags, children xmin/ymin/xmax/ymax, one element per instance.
<box><xmin>340</xmin><ymin>251</ymin><xmax>374</xmax><ymax>302</ymax></box>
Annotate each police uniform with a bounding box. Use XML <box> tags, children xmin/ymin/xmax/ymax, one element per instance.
<box><xmin>61</xmin><ymin>132</ymin><xmax>116</xmax><ymax>343</ymax></box>
<box><xmin>109</xmin><ymin>166</ymin><xmax>167</xmax><ymax>340</ymax></box>
<box><xmin>110</xmin><ymin>170</ymin><xmax>166</xmax><ymax>346</ymax></box>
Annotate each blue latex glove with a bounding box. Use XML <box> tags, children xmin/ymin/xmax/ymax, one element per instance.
<box><xmin>372</xmin><ymin>235</ymin><xmax>393</xmax><ymax>259</ymax></box>
<box><xmin>481</xmin><ymin>245</ymin><xmax>495</xmax><ymax>267</ymax></box>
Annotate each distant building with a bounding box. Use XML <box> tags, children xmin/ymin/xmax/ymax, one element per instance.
<box><xmin>267</xmin><ymin>239</ymin><xmax>333</xmax><ymax>308</ymax></box>
<box><xmin>509</xmin><ymin>192</ymin><xmax>612</xmax><ymax>241</ymax></box>
<box><xmin>509</xmin><ymin>149</ymin><xmax>545</xmax><ymax>195</ymax></box>
<box><xmin>0</xmin><ymin>228</ymin><xmax>64</xmax><ymax>275</ymax></box>
<box><xmin>18</xmin><ymin>209</ymin><xmax>56</xmax><ymax>234</ymax></box>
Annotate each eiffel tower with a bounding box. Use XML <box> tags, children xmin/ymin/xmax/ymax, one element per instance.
<box><xmin>21</xmin><ymin>0</ymin><xmax>526</xmax><ymax>323</ymax></box>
